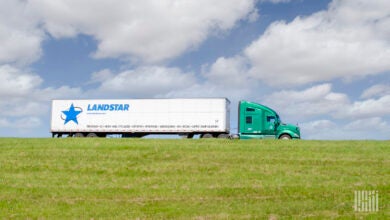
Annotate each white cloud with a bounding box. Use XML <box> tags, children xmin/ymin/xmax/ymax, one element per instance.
<box><xmin>202</xmin><ymin>56</ymin><xmax>252</xmax><ymax>88</ymax></box>
<box><xmin>88</xmin><ymin>56</ymin><xmax>255</xmax><ymax>101</ymax></box>
<box><xmin>299</xmin><ymin>119</ymin><xmax>338</xmax><ymax>139</ymax></box>
<box><xmin>300</xmin><ymin>119</ymin><xmax>336</xmax><ymax>131</ymax></box>
<box><xmin>361</xmin><ymin>84</ymin><xmax>390</xmax><ymax>99</ymax></box>
<box><xmin>261</xmin><ymin>83</ymin><xmax>390</xmax><ymax>139</ymax></box>
<box><xmin>300</xmin><ymin>118</ymin><xmax>390</xmax><ymax>140</ymax></box>
<box><xmin>14</xmin><ymin>117</ymin><xmax>42</xmax><ymax>129</ymax></box>
<box><xmin>163</xmin><ymin>57</ymin><xmax>256</xmax><ymax>100</ymax></box>
<box><xmin>340</xmin><ymin>117</ymin><xmax>390</xmax><ymax>140</ymax></box>
<box><xmin>0</xmin><ymin>65</ymin><xmax>42</xmax><ymax>98</ymax></box>
<box><xmin>1</xmin><ymin>0</ymin><xmax>388</xmax><ymax>140</ymax></box>
<box><xmin>344</xmin><ymin>117</ymin><xmax>389</xmax><ymax>131</ymax></box>
<box><xmin>245</xmin><ymin>0</ymin><xmax>390</xmax><ymax>86</ymax></box>
<box><xmin>0</xmin><ymin>0</ymin><xmax>43</xmax><ymax>65</ymax></box>
<box><xmin>342</xmin><ymin>95</ymin><xmax>390</xmax><ymax>119</ymax></box>
<box><xmin>0</xmin><ymin>116</ymin><xmax>42</xmax><ymax>133</ymax></box>
<box><xmin>0</xmin><ymin>65</ymin><xmax>81</xmax><ymax>126</ymax></box>
<box><xmin>93</xmin><ymin>66</ymin><xmax>197</xmax><ymax>98</ymax></box>
<box><xmin>264</xmin><ymin>83</ymin><xmax>350</xmax><ymax>119</ymax></box>
<box><xmin>163</xmin><ymin>81</ymin><xmax>252</xmax><ymax>102</ymax></box>
<box><xmin>90</xmin><ymin>69</ymin><xmax>114</xmax><ymax>84</ymax></box>
<box><xmin>0</xmin><ymin>64</ymin><xmax>81</xmax><ymax>135</ymax></box>
<box><xmin>28</xmin><ymin>0</ymin><xmax>257</xmax><ymax>63</ymax></box>
<box><xmin>247</xmin><ymin>8</ymin><xmax>259</xmax><ymax>23</ymax></box>
<box><xmin>0</xmin><ymin>118</ymin><xmax>9</xmax><ymax>127</ymax></box>
<box><xmin>264</xmin><ymin>82</ymin><xmax>390</xmax><ymax>120</ymax></box>
<box><xmin>0</xmin><ymin>0</ymin><xmax>259</xmax><ymax>65</ymax></box>
<box><xmin>34</xmin><ymin>86</ymin><xmax>83</xmax><ymax>101</ymax></box>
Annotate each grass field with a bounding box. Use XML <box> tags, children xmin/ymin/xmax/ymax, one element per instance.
<box><xmin>0</xmin><ymin>138</ymin><xmax>388</xmax><ymax>219</ymax></box>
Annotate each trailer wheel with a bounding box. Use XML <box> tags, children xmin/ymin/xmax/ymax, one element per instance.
<box><xmin>201</xmin><ymin>133</ymin><xmax>214</xmax><ymax>138</ymax></box>
<box><xmin>279</xmin><ymin>134</ymin><xmax>291</xmax><ymax>140</ymax></box>
<box><xmin>74</xmin><ymin>133</ymin><xmax>84</xmax><ymax>138</ymax></box>
<box><xmin>217</xmin><ymin>134</ymin><xmax>229</xmax><ymax>139</ymax></box>
<box><xmin>86</xmin><ymin>133</ymin><xmax>98</xmax><ymax>138</ymax></box>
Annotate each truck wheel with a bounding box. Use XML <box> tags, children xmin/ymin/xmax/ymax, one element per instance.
<box><xmin>279</xmin><ymin>134</ymin><xmax>291</xmax><ymax>140</ymax></box>
<box><xmin>217</xmin><ymin>134</ymin><xmax>229</xmax><ymax>139</ymax></box>
<box><xmin>74</xmin><ymin>133</ymin><xmax>84</xmax><ymax>138</ymax></box>
<box><xmin>86</xmin><ymin>133</ymin><xmax>98</xmax><ymax>138</ymax></box>
<box><xmin>201</xmin><ymin>133</ymin><xmax>213</xmax><ymax>138</ymax></box>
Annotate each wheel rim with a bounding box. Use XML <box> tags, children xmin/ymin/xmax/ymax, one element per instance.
<box><xmin>74</xmin><ymin>133</ymin><xmax>84</xmax><ymax>138</ymax></box>
<box><xmin>202</xmin><ymin>134</ymin><xmax>213</xmax><ymax>138</ymax></box>
<box><xmin>87</xmin><ymin>133</ymin><xmax>98</xmax><ymax>138</ymax></box>
<box><xmin>218</xmin><ymin>134</ymin><xmax>228</xmax><ymax>139</ymax></box>
<box><xmin>280</xmin><ymin>134</ymin><xmax>291</xmax><ymax>140</ymax></box>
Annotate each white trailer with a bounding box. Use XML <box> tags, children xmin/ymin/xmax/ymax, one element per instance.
<box><xmin>51</xmin><ymin>98</ymin><xmax>230</xmax><ymax>138</ymax></box>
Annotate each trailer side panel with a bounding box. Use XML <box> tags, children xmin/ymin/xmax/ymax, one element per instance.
<box><xmin>51</xmin><ymin>98</ymin><xmax>230</xmax><ymax>135</ymax></box>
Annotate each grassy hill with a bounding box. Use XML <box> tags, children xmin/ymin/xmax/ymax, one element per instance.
<box><xmin>0</xmin><ymin>138</ymin><xmax>388</xmax><ymax>218</ymax></box>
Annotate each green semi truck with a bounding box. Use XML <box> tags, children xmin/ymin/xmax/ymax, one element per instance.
<box><xmin>51</xmin><ymin>98</ymin><xmax>300</xmax><ymax>139</ymax></box>
<box><xmin>237</xmin><ymin>101</ymin><xmax>300</xmax><ymax>140</ymax></box>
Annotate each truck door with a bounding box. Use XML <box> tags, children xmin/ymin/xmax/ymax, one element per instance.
<box><xmin>264</xmin><ymin>111</ymin><xmax>276</xmax><ymax>135</ymax></box>
<box><xmin>243</xmin><ymin>107</ymin><xmax>263</xmax><ymax>134</ymax></box>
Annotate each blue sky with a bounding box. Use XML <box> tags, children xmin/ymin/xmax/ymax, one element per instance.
<box><xmin>0</xmin><ymin>0</ymin><xmax>389</xmax><ymax>139</ymax></box>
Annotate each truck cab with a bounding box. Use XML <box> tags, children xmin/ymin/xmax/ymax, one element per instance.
<box><xmin>238</xmin><ymin>101</ymin><xmax>300</xmax><ymax>139</ymax></box>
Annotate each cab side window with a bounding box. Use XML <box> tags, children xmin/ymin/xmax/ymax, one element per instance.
<box><xmin>267</xmin><ymin>116</ymin><xmax>275</xmax><ymax>123</ymax></box>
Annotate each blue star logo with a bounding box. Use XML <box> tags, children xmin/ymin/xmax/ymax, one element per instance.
<box><xmin>61</xmin><ymin>103</ymin><xmax>82</xmax><ymax>125</ymax></box>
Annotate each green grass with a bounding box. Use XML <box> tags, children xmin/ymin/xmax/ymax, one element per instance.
<box><xmin>0</xmin><ymin>138</ymin><xmax>388</xmax><ymax>219</ymax></box>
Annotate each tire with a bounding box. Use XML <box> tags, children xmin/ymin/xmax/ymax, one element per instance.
<box><xmin>86</xmin><ymin>133</ymin><xmax>98</xmax><ymax>138</ymax></box>
<box><xmin>229</xmin><ymin>134</ymin><xmax>239</xmax><ymax>139</ymax></box>
<box><xmin>201</xmin><ymin>133</ymin><xmax>214</xmax><ymax>138</ymax></box>
<box><xmin>217</xmin><ymin>133</ymin><xmax>229</xmax><ymax>139</ymax></box>
<box><xmin>279</xmin><ymin>134</ymin><xmax>292</xmax><ymax>140</ymax></box>
<box><xmin>74</xmin><ymin>133</ymin><xmax>84</xmax><ymax>138</ymax></box>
